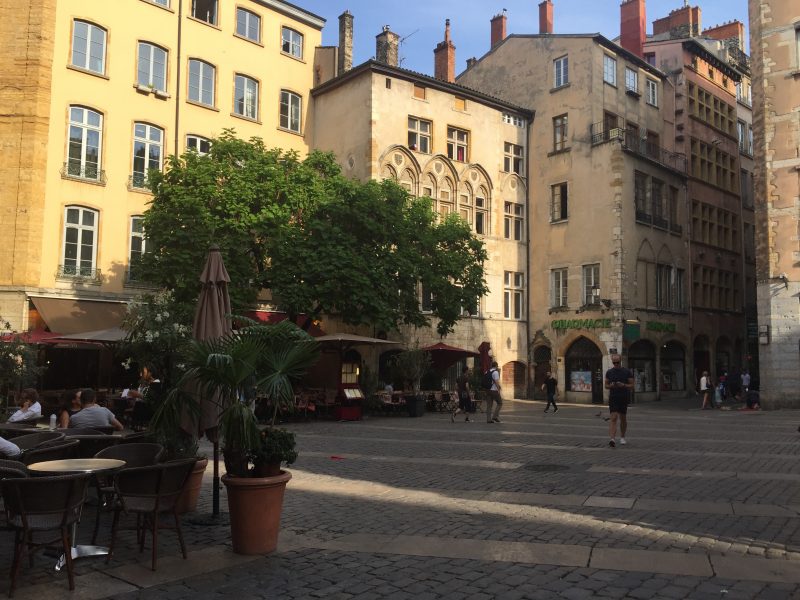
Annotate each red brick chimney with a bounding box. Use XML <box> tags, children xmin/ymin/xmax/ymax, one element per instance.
<box><xmin>539</xmin><ymin>0</ymin><xmax>553</xmax><ymax>34</ymax></box>
<box><xmin>652</xmin><ymin>4</ymin><xmax>701</xmax><ymax>38</ymax></box>
<box><xmin>620</xmin><ymin>0</ymin><xmax>646</xmax><ymax>58</ymax></box>
<box><xmin>702</xmin><ymin>20</ymin><xmax>745</xmax><ymax>49</ymax></box>
<box><xmin>490</xmin><ymin>10</ymin><xmax>507</xmax><ymax>49</ymax></box>
<box><xmin>434</xmin><ymin>19</ymin><xmax>456</xmax><ymax>82</ymax></box>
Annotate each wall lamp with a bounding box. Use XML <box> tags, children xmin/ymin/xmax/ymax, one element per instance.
<box><xmin>777</xmin><ymin>273</ymin><xmax>789</xmax><ymax>289</ymax></box>
<box><xmin>592</xmin><ymin>285</ymin><xmax>612</xmax><ymax>309</ymax></box>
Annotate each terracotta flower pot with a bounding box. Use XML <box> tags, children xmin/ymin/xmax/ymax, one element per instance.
<box><xmin>222</xmin><ymin>470</ymin><xmax>292</xmax><ymax>555</ymax></box>
<box><xmin>175</xmin><ymin>457</ymin><xmax>208</xmax><ymax>514</ymax></box>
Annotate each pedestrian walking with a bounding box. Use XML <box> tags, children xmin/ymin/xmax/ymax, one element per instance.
<box><xmin>741</xmin><ymin>370</ymin><xmax>751</xmax><ymax>393</ymax></box>
<box><xmin>485</xmin><ymin>361</ymin><xmax>502</xmax><ymax>423</ymax></box>
<box><xmin>605</xmin><ymin>354</ymin><xmax>633</xmax><ymax>447</ymax></box>
<box><xmin>700</xmin><ymin>371</ymin><xmax>712</xmax><ymax>410</ymax></box>
<box><xmin>542</xmin><ymin>371</ymin><xmax>558</xmax><ymax>413</ymax></box>
<box><xmin>452</xmin><ymin>366</ymin><xmax>473</xmax><ymax>422</ymax></box>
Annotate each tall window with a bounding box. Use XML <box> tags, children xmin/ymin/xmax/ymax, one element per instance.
<box><xmin>67</xmin><ymin>106</ymin><xmax>102</xmax><ymax>181</ymax></box>
<box><xmin>553</xmin><ymin>55</ymin><xmax>569</xmax><ymax>88</ymax></box>
<box><xmin>281</xmin><ymin>27</ymin><xmax>303</xmax><ymax>59</ymax></box>
<box><xmin>137</xmin><ymin>42</ymin><xmax>167</xmax><ymax>92</ymax></box>
<box><xmin>504</xmin><ymin>272</ymin><xmax>524</xmax><ymax>319</ymax></box>
<box><xmin>582</xmin><ymin>264</ymin><xmax>600</xmax><ymax>305</ymax></box>
<box><xmin>447</xmin><ymin>127</ymin><xmax>469</xmax><ymax>162</ymax></box>
<box><xmin>408</xmin><ymin>117</ymin><xmax>431</xmax><ymax>153</ymax></box>
<box><xmin>132</xmin><ymin>123</ymin><xmax>163</xmax><ymax>188</ymax></box>
<box><xmin>553</xmin><ymin>114</ymin><xmax>568</xmax><ymax>151</ymax></box>
<box><xmin>603</xmin><ymin>55</ymin><xmax>617</xmax><ymax>85</ymax></box>
<box><xmin>625</xmin><ymin>67</ymin><xmax>638</xmax><ymax>93</ymax></box>
<box><xmin>651</xmin><ymin>178</ymin><xmax>664</xmax><ymax>221</ymax></box>
<box><xmin>191</xmin><ymin>0</ymin><xmax>217</xmax><ymax>25</ymax></box>
<box><xmin>646</xmin><ymin>79</ymin><xmax>658</xmax><ymax>106</ymax></box>
<box><xmin>504</xmin><ymin>143</ymin><xmax>524</xmax><ymax>175</ymax></box>
<box><xmin>71</xmin><ymin>21</ymin><xmax>106</xmax><ymax>74</ymax></box>
<box><xmin>236</xmin><ymin>8</ymin><xmax>261</xmax><ymax>42</ymax></box>
<box><xmin>129</xmin><ymin>216</ymin><xmax>146</xmax><ymax>282</ymax></box>
<box><xmin>551</xmin><ymin>182</ymin><xmax>568</xmax><ymax>222</ymax></box>
<box><xmin>234</xmin><ymin>75</ymin><xmax>259</xmax><ymax>120</ymax></box>
<box><xmin>186</xmin><ymin>134</ymin><xmax>211</xmax><ymax>155</ymax></box>
<box><xmin>475</xmin><ymin>193</ymin><xmax>488</xmax><ymax>235</ymax></box>
<box><xmin>737</xmin><ymin>120</ymin><xmax>746</xmax><ymax>153</ymax></box>
<box><xmin>551</xmin><ymin>269</ymin><xmax>568</xmax><ymax>308</ymax></box>
<box><xmin>279</xmin><ymin>90</ymin><xmax>301</xmax><ymax>132</ymax></box>
<box><xmin>62</xmin><ymin>206</ymin><xmax>98</xmax><ymax>277</ymax></box>
<box><xmin>634</xmin><ymin>171</ymin><xmax>649</xmax><ymax>219</ymax></box>
<box><xmin>504</xmin><ymin>202</ymin><xmax>524</xmax><ymax>241</ymax></box>
<box><xmin>188</xmin><ymin>59</ymin><xmax>215</xmax><ymax>106</ymax></box>
<box><xmin>421</xmin><ymin>285</ymin><xmax>434</xmax><ymax>312</ymax></box>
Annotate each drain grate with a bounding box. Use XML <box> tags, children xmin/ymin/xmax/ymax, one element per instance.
<box><xmin>522</xmin><ymin>463</ymin><xmax>572</xmax><ymax>473</ymax></box>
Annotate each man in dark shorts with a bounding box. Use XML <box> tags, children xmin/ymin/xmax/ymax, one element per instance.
<box><xmin>541</xmin><ymin>371</ymin><xmax>558</xmax><ymax>413</ymax></box>
<box><xmin>605</xmin><ymin>354</ymin><xmax>633</xmax><ymax>447</ymax></box>
<box><xmin>452</xmin><ymin>366</ymin><xmax>473</xmax><ymax>422</ymax></box>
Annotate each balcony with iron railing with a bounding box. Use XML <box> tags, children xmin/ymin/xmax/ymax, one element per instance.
<box><xmin>590</xmin><ymin>124</ymin><xmax>687</xmax><ymax>174</ymax></box>
<box><xmin>127</xmin><ymin>173</ymin><xmax>152</xmax><ymax>192</ymax></box>
<box><xmin>60</xmin><ymin>161</ymin><xmax>106</xmax><ymax>185</ymax></box>
<box><xmin>56</xmin><ymin>265</ymin><xmax>102</xmax><ymax>283</ymax></box>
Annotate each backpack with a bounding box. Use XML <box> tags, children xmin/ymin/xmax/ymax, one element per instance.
<box><xmin>481</xmin><ymin>369</ymin><xmax>495</xmax><ymax>390</ymax></box>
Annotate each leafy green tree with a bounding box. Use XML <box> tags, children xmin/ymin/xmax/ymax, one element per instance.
<box><xmin>141</xmin><ymin>131</ymin><xmax>488</xmax><ymax>337</ymax></box>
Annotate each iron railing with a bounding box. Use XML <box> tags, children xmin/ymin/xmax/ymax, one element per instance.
<box><xmin>128</xmin><ymin>173</ymin><xmax>151</xmax><ymax>191</ymax></box>
<box><xmin>60</xmin><ymin>161</ymin><xmax>106</xmax><ymax>184</ymax></box>
<box><xmin>589</xmin><ymin>124</ymin><xmax>687</xmax><ymax>174</ymax></box>
<box><xmin>56</xmin><ymin>265</ymin><xmax>102</xmax><ymax>282</ymax></box>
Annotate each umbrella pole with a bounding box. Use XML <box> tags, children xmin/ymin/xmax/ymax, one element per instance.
<box><xmin>212</xmin><ymin>440</ymin><xmax>220</xmax><ymax>516</ymax></box>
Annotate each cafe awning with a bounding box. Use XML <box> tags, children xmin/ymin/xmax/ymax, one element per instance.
<box><xmin>30</xmin><ymin>297</ymin><xmax>127</xmax><ymax>335</ymax></box>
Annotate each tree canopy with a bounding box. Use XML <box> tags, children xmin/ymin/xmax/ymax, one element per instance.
<box><xmin>141</xmin><ymin>131</ymin><xmax>488</xmax><ymax>336</ymax></box>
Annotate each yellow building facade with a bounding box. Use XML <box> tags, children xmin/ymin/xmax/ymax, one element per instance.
<box><xmin>0</xmin><ymin>0</ymin><xmax>323</xmax><ymax>334</ymax></box>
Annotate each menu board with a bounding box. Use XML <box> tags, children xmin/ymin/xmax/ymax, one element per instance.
<box><xmin>343</xmin><ymin>388</ymin><xmax>364</xmax><ymax>399</ymax></box>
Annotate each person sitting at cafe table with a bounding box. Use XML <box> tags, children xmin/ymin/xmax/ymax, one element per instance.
<box><xmin>69</xmin><ymin>388</ymin><xmax>124</xmax><ymax>431</ymax></box>
<box><xmin>126</xmin><ymin>365</ymin><xmax>162</xmax><ymax>429</ymax></box>
<box><xmin>8</xmin><ymin>388</ymin><xmax>42</xmax><ymax>423</ymax></box>
<box><xmin>57</xmin><ymin>388</ymin><xmax>82</xmax><ymax>428</ymax></box>
<box><xmin>0</xmin><ymin>435</ymin><xmax>21</xmax><ymax>458</ymax></box>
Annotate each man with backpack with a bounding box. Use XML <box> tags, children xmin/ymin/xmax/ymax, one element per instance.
<box><xmin>483</xmin><ymin>361</ymin><xmax>503</xmax><ymax>423</ymax></box>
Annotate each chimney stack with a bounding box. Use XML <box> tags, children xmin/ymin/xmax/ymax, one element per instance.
<box><xmin>490</xmin><ymin>10</ymin><xmax>507</xmax><ymax>49</ymax></box>
<box><xmin>620</xmin><ymin>0</ymin><xmax>646</xmax><ymax>58</ymax></box>
<box><xmin>539</xmin><ymin>0</ymin><xmax>553</xmax><ymax>34</ymax></box>
<box><xmin>434</xmin><ymin>19</ymin><xmax>456</xmax><ymax>82</ymax></box>
<box><xmin>466</xmin><ymin>57</ymin><xmax>477</xmax><ymax>70</ymax></box>
<box><xmin>653</xmin><ymin>4</ymin><xmax>701</xmax><ymax>39</ymax></box>
<box><xmin>376</xmin><ymin>25</ymin><xmax>400</xmax><ymax>67</ymax></box>
<box><xmin>338</xmin><ymin>11</ymin><xmax>353</xmax><ymax>74</ymax></box>
<box><xmin>702</xmin><ymin>20</ymin><xmax>744</xmax><ymax>50</ymax></box>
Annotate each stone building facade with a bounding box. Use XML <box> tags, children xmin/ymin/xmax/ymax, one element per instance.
<box><xmin>749</xmin><ymin>0</ymin><xmax>800</xmax><ymax>407</ymax></box>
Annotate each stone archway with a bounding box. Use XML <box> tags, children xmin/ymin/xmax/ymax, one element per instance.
<box><xmin>565</xmin><ymin>337</ymin><xmax>604</xmax><ymax>404</ymax></box>
<box><xmin>501</xmin><ymin>361</ymin><xmax>528</xmax><ymax>399</ymax></box>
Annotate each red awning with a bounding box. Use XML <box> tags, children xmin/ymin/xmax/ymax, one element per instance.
<box><xmin>0</xmin><ymin>330</ymin><xmax>61</xmax><ymax>344</ymax></box>
<box><xmin>244</xmin><ymin>311</ymin><xmax>326</xmax><ymax>337</ymax></box>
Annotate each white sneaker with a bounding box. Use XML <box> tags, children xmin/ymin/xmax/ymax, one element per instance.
<box><xmin>620</xmin><ymin>437</ymin><xmax>627</xmax><ymax>445</ymax></box>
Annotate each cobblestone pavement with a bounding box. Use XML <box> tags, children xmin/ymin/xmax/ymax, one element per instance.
<box><xmin>4</xmin><ymin>399</ymin><xmax>800</xmax><ymax>599</ymax></box>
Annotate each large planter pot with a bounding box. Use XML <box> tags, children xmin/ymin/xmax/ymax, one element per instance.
<box><xmin>405</xmin><ymin>394</ymin><xmax>426</xmax><ymax>417</ymax></box>
<box><xmin>222</xmin><ymin>470</ymin><xmax>292</xmax><ymax>555</ymax></box>
<box><xmin>175</xmin><ymin>457</ymin><xmax>208</xmax><ymax>514</ymax></box>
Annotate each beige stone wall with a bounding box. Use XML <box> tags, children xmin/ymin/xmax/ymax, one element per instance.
<box><xmin>750</xmin><ymin>0</ymin><xmax>800</xmax><ymax>406</ymax></box>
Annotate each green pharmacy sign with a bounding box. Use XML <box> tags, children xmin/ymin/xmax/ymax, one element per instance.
<box><xmin>646</xmin><ymin>321</ymin><xmax>676</xmax><ymax>333</ymax></box>
<box><xmin>551</xmin><ymin>318</ymin><xmax>612</xmax><ymax>330</ymax></box>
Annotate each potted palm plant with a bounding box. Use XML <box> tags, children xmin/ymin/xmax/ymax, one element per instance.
<box><xmin>160</xmin><ymin>320</ymin><xmax>319</xmax><ymax>554</ymax></box>
<box><xmin>392</xmin><ymin>348</ymin><xmax>431</xmax><ymax>417</ymax></box>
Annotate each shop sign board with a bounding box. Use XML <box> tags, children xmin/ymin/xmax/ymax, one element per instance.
<box><xmin>551</xmin><ymin>318</ymin><xmax>612</xmax><ymax>330</ymax></box>
<box><xmin>645</xmin><ymin>321</ymin><xmax>676</xmax><ymax>333</ymax></box>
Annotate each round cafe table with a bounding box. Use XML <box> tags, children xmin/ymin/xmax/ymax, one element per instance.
<box><xmin>28</xmin><ymin>458</ymin><xmax>126</xmax><ymax>570</ymax></box>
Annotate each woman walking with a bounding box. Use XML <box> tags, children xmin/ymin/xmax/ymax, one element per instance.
<box><xmin>452</xmin><ymin>366</ymin><xmax>473</xmax><ymax>422</ymax></box>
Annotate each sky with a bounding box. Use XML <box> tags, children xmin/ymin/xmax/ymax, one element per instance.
<box><xmin>297</xmin><ymin>0</ymin><xmax>749</xmax><ymax>76</ymax></box>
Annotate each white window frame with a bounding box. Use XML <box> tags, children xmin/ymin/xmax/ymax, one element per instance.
<box><xmin>582</xmin><ymin>264</ymin><xmax>600</xmax><ymax>306</ymax></box>
<box><xmin>67</xmin><ymin>106</ymin><xmax>102</xmax><ymax>181</ymax></box>
<box><xmin>475</xmin><ymin>193</ymin><xmax>488</xmax><ymax>235</ymax></box>
<box><xmin>447</xmin><ymin>126</ymin><xmax>469</xmax><ymax>162</ymax></box>
<box><xmin>504</xmin><ymin>271</ymin><xmax>525</xmax><ymax>320</ymax></box>
<box><xmin>137</xmin><ymin>42</ymin><xmax>168</xmax><ymax>92</ymax></box>
<box><xmin>191</xmin><ymin>0</ymin><xmax>217</xmax><ymax>25</ymax></box>
<box><xmin>553</xmin><ymin>114</ymin><xmax>568</xmax><ymax>151</ymax></box>
<box><xmin>71</xmin><ymin>20</ymin><xmax>106</xmax><ymax>75</ymax></box>
<box><xmin>234</xmin><ymin>74</ymin><xmax>259</xmax><ymax>120</ymax></box>
<box><xmin>280</xmin><ymin>90</ymin><xmax>302</xmax><ymax>132</ymax></box>
<box><xmin>646</xmin><ymin>79</ymin><xmax>658</xmax><ymax>106</ymax></box>
<box><xmin>408</xmin><ymin>117</ymin><xmax>431</xmax><ymax>153</ymax></box>
<box><xmin>551</xmin><ymin>182</ymin><xmax>568</xmax><ymax>222</ymax></box>
<box><xmin>132</xmin><ymin>122</ymin><xmax>163</xmax><ymax>188</ymax></box>
<box><xmin>151</xmin><ymin>0</ymin><xmax>170</xmax><ymax>6</ymax></box>
<box><xmin>188</xmin><ymin>59</ymin><xmax>215</xmax><ymax>106</ymax></box>
<box><xmin>128</xmin><ymin>215</ymin><xmax>146</xmax><ymax>281</ymax></box>
<box><xmin>186</xmin><ymin>134</ymin><xmax>211</xmax><ymax>155</ymax></box>
<box><xmin>553</xmin><ymin>55</ymin><xmax>569</xmax><ymax>88</ymax></box>
<box><xmin>236</xmin><ymin>7</ymin><xmax>261</xmax><ymax>43</ymax></box>
<box><xmin>62</xmin><ymin>206</ymin><xmax>98</xmax><ymax>277</ymax></box>
<box><xmin>551</xmin><ymin>268</ymin><xmax>568</xmax><ymax>308</ymax></box>
<box><xmin>281</xmin><ymin>27</ymin><xmax>303</xmax><ymax>59</ymax></box>
<box><xmin>503</xmin><ymin>113</ymin><xmax>525</xmax><ymax>127</ymax></box>
<box><xmin>504</xmin><ymin>142</ymin><xmax>524</xmax><ymax>175</ymax></box>
<box><xmin>625</xmin><ymin>67</ymin><xmax>638</xmax><ymax>93</ymax></box>
<box><xmin>504</xmin><ymin>202</ymin><xmax>524</xmax><ymax>241</ymax></box>
<box><xmin>603</xmin><ymin>55</ymin><xmax>617</xmax><ymax>86</ymax></box>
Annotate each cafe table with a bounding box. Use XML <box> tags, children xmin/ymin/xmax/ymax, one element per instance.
<box><xmin>28</xmin><ymin>458</ymin><xmax>126</xmax><ymax>570</ymax></box>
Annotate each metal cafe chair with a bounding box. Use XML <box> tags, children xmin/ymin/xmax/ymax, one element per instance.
<box><xmin>91</xmin><ymin>443</ymin><xmax>165</xmax><ymax>544</ymax></box>
<box><xmin>107</xmin><ymin>458</ymin><xmax>196</xmax><ymax>571</ymax></box>
<box><xmin>21</xmin><ymin>440</ymin><xmax>80</xmax><ymax>466</ymax></box>
<box><xmin>1</xmin><ymin>473</ymin><xmax>91</xmax><ymax>596</ymax></box>
<box><xmin>11</xmin><ymin>432</ymin><xmax>65</xmax><ymax>452</ymax></box>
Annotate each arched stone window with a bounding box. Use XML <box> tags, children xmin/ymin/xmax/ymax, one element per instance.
<box><xmin>629</xmin><ymin>340</ymin><xmax>656</xmax><ymax>392</ymax></box>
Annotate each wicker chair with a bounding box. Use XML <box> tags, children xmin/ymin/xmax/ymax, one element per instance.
<box><xmin>0</xmin><ymin>461</ymin><xmax>28</xmax><ymax>479</ymax></box>
<box><xmin>60</xmin><ymin>427</ymin><xmax>114</xmax><ymax>436</ymax></box>
<box><xmin>119</xmin><ymin>431</ymin><xmax>151</xmax><ymax>444</ymax></box>
<box><xmin>66</xmin><ymin>435</ymin><xmax>120</xmax><ymax>459</ymax></box>
<box><xmin>108</xmin><ymin>458</ymin><xmax>196</xmax><ymax>570</ymax></box>
<box><xmin>11</xmin><ymin>432</ymin><xmax>65</xmax><ymax>452</ymax></box>
<box><xmin>1</xmin><ymin>473</ymin><xmax>91</xmax><ymax>596</ymax></box>
<box><xmin>91</xmin><ymin>443</ymin><xmax>165</xmax><ymax>544</ymax></box>
<box><xmin>21</xmin><ymin>440</ymin><xmax>80</xmax><ymax>466</ymax></box>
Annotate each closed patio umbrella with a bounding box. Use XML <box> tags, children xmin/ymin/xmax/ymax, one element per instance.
<box><xmin>420</xmin><ymin>342</ymin><xmax>480</xmax><ymax>372</ymax></box>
